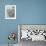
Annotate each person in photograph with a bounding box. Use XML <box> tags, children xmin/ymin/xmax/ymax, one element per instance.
<box><xmin>7</xmin><ymin>6</ymin><xmax>15</xmax><ymax>18</ymax></box>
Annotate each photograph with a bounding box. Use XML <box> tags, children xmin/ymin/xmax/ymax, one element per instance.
<box><xmin>5</xmin><ymin>5</ymin><xmax>16</xmax><ymax>19</ymax></box>
<box><xmin>18</xmin><ymin>24</ymin><xmax>46</xmax><ymax>46</ymax></box>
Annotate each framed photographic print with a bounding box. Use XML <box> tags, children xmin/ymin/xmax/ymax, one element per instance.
<box><xmin>18</xmin><ymin>24</ymin><xmax>46</xmax><ymax>42</ymax></box>
<box><xmin>5</xmin><ymin>5</ymin><xmax>16</xmax><ymax>19</ymax></box>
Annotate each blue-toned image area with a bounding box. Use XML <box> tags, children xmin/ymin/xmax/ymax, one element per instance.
<box><xmin>0</xmin><ymin>0</ymin><xmax>17</xmax><ymax>44</ymax></box>
<box><xmin>0</xmin><ymin>0</ymin><xmax>46</xmax><ymax>44</ymax></box>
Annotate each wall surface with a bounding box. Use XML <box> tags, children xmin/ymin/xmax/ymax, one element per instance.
<box><xmin>0</xmin><ymin>0</ymin><xmax>46</xmax><ymax>44</ymax></box>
